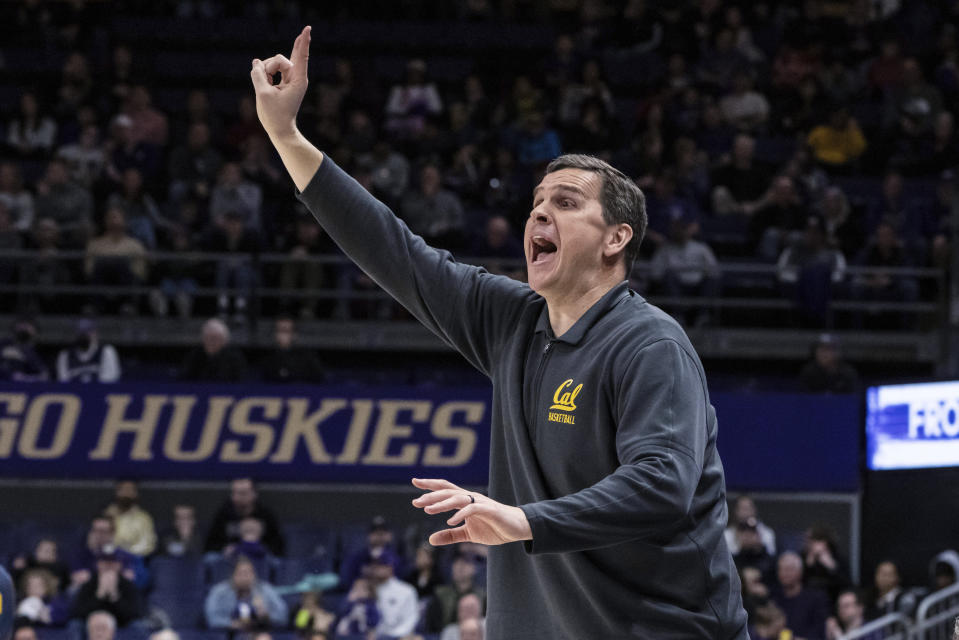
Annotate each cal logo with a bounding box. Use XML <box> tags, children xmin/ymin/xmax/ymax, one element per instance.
<box><xmin>548</xmin><ymin>379</ymin><xmax>582</xmax><ymax>424</ymax></box>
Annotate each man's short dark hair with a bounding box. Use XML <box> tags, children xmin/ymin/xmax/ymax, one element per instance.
<box><xmin>545</xmin><ymin>154</ymin><xmax>647</xmax><ymax>269</ymax></box>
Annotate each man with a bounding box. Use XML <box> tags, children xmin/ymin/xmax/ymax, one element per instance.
<box><xmin>56</xmin><ymin>319</ymin><xmax>122</xmax><ymax>383</ymax></box>
<box><xmin>69</xmin><ymin>547</ymin><xmax>141</xmax><ymax>626</ymax></box>
<box><xmin>259</xmin><ymin>316</ymin><xmax>324</xmax><ymax>383</ymax></box>
<box><xmin>205</xmin><ymin>478</ymin><xmax>284</xmax><ymax>557</ymax></box>
<box><xmin>799</xmin><ymin>334</ymin><xmax>860</xmax><ymax>394</ymax></box>
<box><xmin>180</xmin><ymin>318</ymin><xmax>249</xmax><ymax>382</ymax></box>
<box><xmin>426</xmin><ymin>551</ymin><xmax>485</xmax><ymax>633</ymax></box>
<box><xmin>366</xmin><ymin>552</ymin><xmax>418</xmax><ymax>639</ymax></box>
<box><xmin>13</xmin><ymin>627</ymin><xmax>37</xmax><ymax>640</ymax></box>
<box><xmin>339</xmin><ymin>516</ymin><xmax>402</xmax><ymax>588</ymax></box>
<box><xmin>0</xmin><ymin>318</ymin><xmax>49</xmax><ymax>382</ymax></box>
<box><xmin>725</xmin><ymin>495</ymin><xmax>777</xmax><ymax>556</ymax></box>
<box><xmin>103</xmin><ymin>480</ymin><xmax>156</xmax><ymax>557</ymax></box>
<box><xmin>86</xmin><ymin>611</ymin><xmax>117</xmax><ymax>640</ymax></box>
<box><xmin>771</xmin><ymin>551</ymin><xmax>829</xmax><ymax>640</ymax></box>
<box><xmin>250</xmin><ymin>27</ymin><xmax>747</xmax><ymax>638</ymax></box>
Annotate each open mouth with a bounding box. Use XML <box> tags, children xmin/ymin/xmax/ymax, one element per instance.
<box><xmin>531</xmin><ymin>236</ymin><xmax>558</xmax><ymax>264</ymax></box>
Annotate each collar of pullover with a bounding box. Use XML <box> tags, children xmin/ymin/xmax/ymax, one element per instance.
<box><xmin>534</xmin><ymin>281</ymin><xmax>638</xmax><ymax>345</ymax></box>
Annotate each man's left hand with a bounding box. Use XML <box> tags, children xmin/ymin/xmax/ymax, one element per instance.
<box><xmin>411</xmin><ymin>478</ymin><xmax>532</xmax><ymax>546</ymax></box>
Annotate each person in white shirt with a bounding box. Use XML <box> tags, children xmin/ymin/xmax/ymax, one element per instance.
<box><xmin>724</xmin><ymin>495</ymin><xmax>777</xmax><ymax>557</ymax></box>
<box><xmin>368</xmin><ymin>552</ymin><xmax>419</xmax><ymax>638</ymax></box>
<box><xmin>650</xmin><ymin>219</ymin><xmax>720</xmax><ymax>326</ymax></box>
<box><xmin>56</xmin><ymin>319</ymin><xmax>121</xmax><ymax>383</ymax></box>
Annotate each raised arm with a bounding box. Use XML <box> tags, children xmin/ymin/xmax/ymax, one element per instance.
<box><xmin>250</xmin><ymin>26</ymin><xmax>322</xmax><ymax>192</ymax></box>
<box><xmin>249</xmin><ymin>27</ymin><xmax>533</xmax><ymax>376</ymax></box>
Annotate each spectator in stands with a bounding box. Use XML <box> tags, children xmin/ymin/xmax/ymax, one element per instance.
<box><xmin>181</xmin><ymin>318</ymin><xmax>249</xmax><ymax>383</ymax></box>
<box><xmin>405</xmin><ymin>542</ymin><xmax>443</xmax><ymax>600</ymax></box>
<box><xmin>825</xmin><ymin>588</ymin><xmax>866</xmax><ymax>640</ymax></box>
<box><xmin>771</xmin><ymin>551</ymin><xmax>830</xmax><ymax>640</ymax></box>
<box><xmin>725</xmin><ymin>495</ymin><xmax>777</xmax><ymax>557</ymax></box>
<box><xmin>752</xmin><ymin>175</ymin><xmax>806</xmax><ymax>260</ymax></box>
<box><xmin>5</xmin><ymin>90</ymin><xmax>56</xmax><ymax>158</ymax></box>
<box><xmin>930</xmin><ymin>551</ymin><xmax>959</xmax><ymax>592</ymax></box>
<box><xmin>357</xmin><ymin>139</ymin><xmax>411</xmax><ymax>206</ymax></box>
<box><xmin>710</xmin><ymin>134</ymin><xmax>771</xmax><ymax>217</ymax></box>
<box><xmin>84</xmin><ymin>205</ymin><xmax>147</xmax><ymax>315</ymax></box>
<box><xmin>260</xmin><ymin>316</ymin><xmax>324</xmax><ymax>384</ymax></box>
<box><xmin>55</xmin><ymin>319</ymin><xmax>121</xmax><ymax>383</ymax></box>
<box><xmin>851</xmin><ymin>219</ymin><xmax>920</xmax><ymax>329</ymax></box>
<box><xmin>471</xmin><ymin>215</ymin><xmax>524</xmax><ymax>279</ymax></box>
<box><xmin>803</xmin><ymin>525</ymin><xmax>851</xmax><ymax>604</ymax></box>
<box><xmin>0</xmin><ymin>202</ymin><xmax>22</xmax><ymax>289</ymax></box>
<box><xmin>34</xmin><ymin>158</ymin><xmax>93</xmax><ymax>248</ymax></box>
<box><xmin>557</xmin><ymin>59</ymin><xmax>615</xmax><ymax>128</ymax></box>
<box><xmin>56</xmin><ymin>124</ymin><xmax>105</xmax><ymax>189</ymax></box>
<box><xmin>439</xmin><ymin>593</ymin><xmax>484</xmax><ymax>640</ymax></box>
<box><xmin>732</xmin><ymin>518</ymin><xmax>775</xmax><ymax>581</ymax></box>
<box><xmin>150</xmin><ymin>225</ymin><xmax>199</xmax><ymax>318</ymax></box>
<box><xmin>0</xmin><ymin>317</ymin><xmax>50</xmax><ymax>382</ymax></box>
<box><xmin>340</xmin><ymin>516</ymin><xmax>401</xmax><ymax>589</ymax></box>
<box><xmin>818</xmin><ymin>186</ymin><xmax>865</xmax><ymax>260</ymax></box>
<box><xmin>650</xmin><ymin>219</ymin><xmax>720</xmax><ymax>326</ymax></box>
<box><xmin>203</xmin><ymin>208</ymin><xmax>261</xmax><ymax>321</ymax></box>
<box><xmin>204</xmin><ymin>556</ymin><xmax>287</xmax><ymax>631</ymax></box>
<box><xmin>426</xmin><ymin>551</ymin><xmax>485</xmax><ymax>633</ymax></box>
<box><xmin>103</xmin><ymin>481</ymin><xmax>156</xmax><ymax>558</ymax></box>
<box><xmin>11</xmin><ymin>538</ymin><xmax>70</xmax><ymax>593</ymax></box>
<box><xmin>14</xmin><ymin>567</ymin><xmax>69</xmax><ymax>626</ymax></box>
<box><xmin>205</xmin><ymin>478</ymin><xmax>284</xmax><ymax>557</ymax></box>
<box><xmin>176</xmin><ymin>89</ymin><xmax>223</xmax><ymax>148</ymax></box>
<box><xmin>56</xmin><ymin>52</ymin><xmax>93</xmax><ymax>123</ymax></box>
<box><xmin>867</xmin><ymin>36</ymin><xmax>905</xmax><ymax>95</ymax></box>
<box><xmin>806</xmin><ymin>106</ymin><xmax>868</xmax><ymax>173</ymax></box>
<box><xmin>168</xmin><ymin>122</ymin><xmax>223</xmax><ymax>204</ymax></box>
<box><xmin>103</xmin><ymin>114</ymin><xmax>161</xmax><ymax>188</ymax></box>
<box><xmin>799</xmin><ymin>334</ymin><xmax>860</xmax><ymax>394</ymax></box>
<box><xmin>750</xmin><ymin>601</ymin><xmax>792</xmax><ymax>640</ymax></box>
<box><xmin>334</xmin><ymin>578</ymin><xmax>381</xmax><ymax>638</ymax></box>
<box><xmin>884</xmin><ymin>58</ymin><xmax>943</xmax><ymax>136</ymax></box>
<box><xmin>13</xmin><ymin>626</ymin><xmax>39</xmax><ymax>640</ymax></box>
<box><xmin>71</xmin><ymin>516</ymin><xmax>140</xmax><ymax>590</ymax></box>
<box><xmin>0</xmin><ymin>162</ymin><xmax>34</xmax><ymax>233</ymax></box>
<box><xmin>107</xmin><ymin>168</ymin><xmax>164</xmax><ymax>250</ymax></box>
<box><xmin>564</xmin><ymin>99</ymin><xmax>618</xmax><ymax>160</ymax></box>
<box><xmin>70</xmin><ymin>546</ymin><xmax>141</xmax><ymax>626</ymax></box>
<box><xmin>227</xmin><ymin>96</ymin><xmax>262</xmax><ymax>153</ymax></box>
<box><xmin>123</xmin><ymin>85</ymin><xmax>169</xmax><ymax>148</ymax></box>
<box><xmin>149</xmin><ymin>630</ymin><xmax>179</xmax><ymax>640</ymax></box>
<box><xmin>777</xmin><ymin>216</ymin><xmax>847</xmax><ymax>327</ymax></box>
<box><xmin>740</xmin><ymin>565</ymin><xmax>771</xmax><ymax>619</ymax></box>
<box><xmin>513</xmin><ymin>110</ymin><xmax>562</xmax><ymax>169</ymax></box>
<box><xmin>866</xmin><ymin>560</ymin><xmax>916</xmax><ymax>620</ymax></box>
<box><xmin>291</xmin><ymin>591</ymin><xmax>334</xmax><ymax>638</ymax></box>
<box><xmin>868</xmin><ymin>170</ymin><xmax>923</xmax><ymax>241</ymax></box>
<box><xmin>86</xmin><ymin>611</ymin><xmax>117</xmax><ymax>640</ymax></box>
<box><xmin>367</xmin><ymin>552</ymin><xmax>418</xmax><ymax>638</ymax></box>
<box><xmin>400</xmin><ymin>163</ymin><xmax>467</xmax><ymax>250</ymax></box>
<box><xmin>643</xmin><ymin>170</ymin><xmax>702</xmax><ymax>251</ymax></box>
<box><xmin>719</xmin><ymin>71</ymin><xmax>770</xmax><ymax>133</ymax></box>
<box><xmin>925</xmin><ymin>111</ymin><xmax>959</xmax><ymax>176</ymax></box>
<box><xmin>279</xmin><ymin>213</ymin><xmax>335</xmax><ymax>319</ymax></box>
<box><xmin>210</xmin><ymin>162</ymin><xmax>263</xmax><ymax>232</ymax></box>
<box><xmin>160</xmin><ymin>504</ymin><xmax>200</xmax><ymax>557</ymax></box>
<box><xmin>698</xmin><ymin>28</ymin><xmax>751</xmax><ymax>92</ymax></box>
<box><xmin>385</xmin><ymin>58</ymin><xmax>444</xmax><ymax>139</ymax></box>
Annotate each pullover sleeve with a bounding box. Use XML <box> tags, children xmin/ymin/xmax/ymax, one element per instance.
<box><xmin>296</xmin><ymin>157</ymin><xmax>532</xmax><ymax>376</ymax></box>
<box><xmin>520</xmin><ymin>339</ymin><xmax>708</xmax><ymax>553</ymax></box>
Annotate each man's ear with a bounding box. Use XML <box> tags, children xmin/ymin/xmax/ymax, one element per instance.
<box><xmin>603</xmin><ymin>223</ymin><xmax>633</xmax><ymax>259</ymax></box>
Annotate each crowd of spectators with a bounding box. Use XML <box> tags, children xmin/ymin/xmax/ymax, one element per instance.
<box><xmin>3</xmin><ymin>477</ymin><xmax>496</xmax><ymax>640</ymax></box>
<box><xmin>0</xmin><ymin>0</ymin><xmax>954</xmax><ymax>330</ymax></box>
<box><xmin>4</xmin><ymin>483</ymin><xmax>958</xmax><ymax>640</ymax></box>
<box><xmin>727</xmin><ymin>495</ymin><xmax>959</xmax><ymax>640</ymax></box>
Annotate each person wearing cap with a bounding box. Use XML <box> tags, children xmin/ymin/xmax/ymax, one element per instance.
<box><xmin>68</xmin><ymin>546</ymin><xmax>141</xmax><ymax>627</ymax></box>
<box><xmin>365</xmin><ymin>550</ymin><xmax>419</xmax><ymax>638</ymax></box>
<box><xmin>799</xmin><ymin>334</ymin><xmax>860</xmax><ymax>393</ymax></box>
<box><xmin>339</xmin><ymin>516</ymin><xmax>402</xmax><ymax>588</ymax></box>
<box><xmin>251</xmin><ymin>28</ymin><xmax>748</xmax><ymax>639</ymax></box>
<box><xmin>55</xmin><ymin>319</ymin><xmax>121</xmax><ymax>383</ymax></box>
<box><xmin>0</xmin><ymin>318</ymin><xmax>49</xmax><ymax>382</ymax></box>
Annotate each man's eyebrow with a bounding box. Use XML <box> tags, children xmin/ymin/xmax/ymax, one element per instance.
<box><xmin>533</xmin><ymin>184</ymin><xmax>588</xmax><ymax>199</ymax></box>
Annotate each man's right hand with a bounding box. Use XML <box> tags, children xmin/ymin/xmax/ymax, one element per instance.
<box><xmin>250</xmin><ymin>26</ymin><xmax>312</xmax><ymax>142</ymax></box>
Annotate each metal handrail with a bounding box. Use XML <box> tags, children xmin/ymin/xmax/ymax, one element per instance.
<box><xmin>839</xmin><ymin>612</ymin><xmax>912</xmax><ymax>640</ymax></box>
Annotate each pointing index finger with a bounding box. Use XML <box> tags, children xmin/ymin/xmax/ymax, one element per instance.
<box><xmin>290</xmin><ymin>25</ymin><xmax>311</xmax><ymax>81</ymax></box>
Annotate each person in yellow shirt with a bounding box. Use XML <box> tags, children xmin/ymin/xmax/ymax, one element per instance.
<box><xmin>806</xmin><ymin>106</ymin><xmax>867</xmax><ymax>171</ymax></box>
<box><xmin>104</xmin><ymin>480</ymin><xmax>157</xmax><ymax>557</ymax></box>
